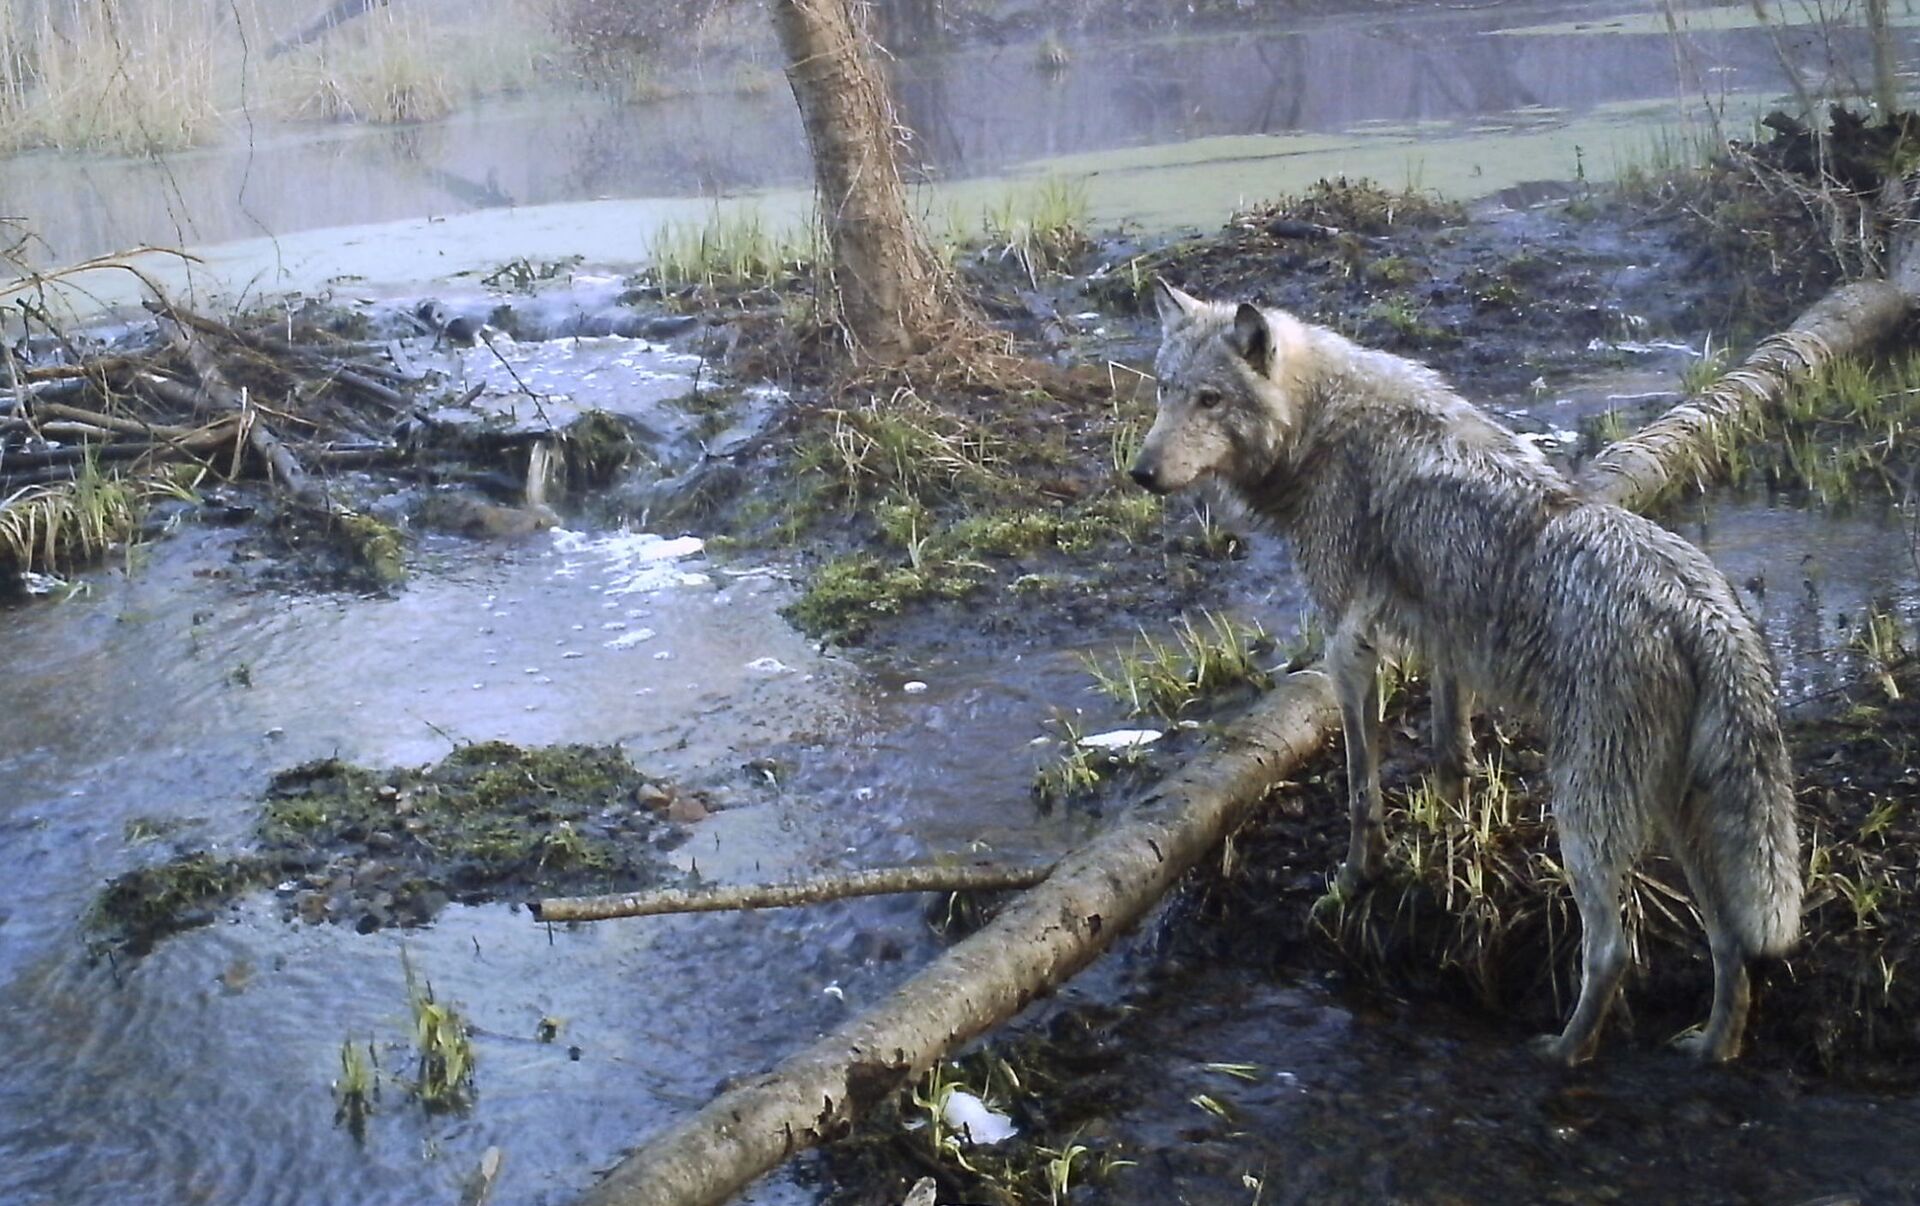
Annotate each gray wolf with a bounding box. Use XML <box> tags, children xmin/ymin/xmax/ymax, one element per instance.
<box><xmin>1131</xmin><ymin>281</ymin><xmax>1801</xmax><ymax>1064</ymax></box>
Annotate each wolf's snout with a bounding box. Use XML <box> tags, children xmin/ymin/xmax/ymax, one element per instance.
<box><xmin>1129</xmin><ymin>462</ymin><xmax>1164</xmax><ymax>493</ymax></box>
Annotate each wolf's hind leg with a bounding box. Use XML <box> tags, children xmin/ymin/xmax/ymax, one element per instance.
<box><xmin>1531</xmin><ymin>831</ymin><xmax>1629</xmax><ymax>1066</ymax></box>
<box><xmin>1667</xmin><ymin>825</ymin><xmax>1753</xmax><ymax>1063</ymax></box>
<box><xmin>1329</xmin><ymin>615</ymin><xmax>1384</xmax><ymax>894</ymax></box>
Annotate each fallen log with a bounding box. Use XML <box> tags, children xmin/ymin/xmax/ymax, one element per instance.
<box><xmin>575</xmin><ymin>253</ymin><xmax>1920</xmax><ymax>1206</ymax></box>
<box><xmin>533</xmin><ymin>861</ymin><xmax>1056</xmax><ymax>924</ymax></box>
<box><xmin>1580</xmin><ymin>254</ymin><xmax>1920</xmax><ymax>510</ymax></box>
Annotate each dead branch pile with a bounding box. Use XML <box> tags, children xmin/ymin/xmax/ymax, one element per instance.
<box><xmin>0</xmin><ymin>297</ymin><xmax>425</xmax><ymax>583</ymax></box>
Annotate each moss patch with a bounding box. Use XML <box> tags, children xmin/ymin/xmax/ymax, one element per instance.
<box><xmin>784</xmin><ymin>493</ymin><xmax>1164</xmax><ymax>644</ymax></box>
<box><xmin>89</xmin><ymin>742</ymin><xmax>693</xmax><ymax>955</ymax></box>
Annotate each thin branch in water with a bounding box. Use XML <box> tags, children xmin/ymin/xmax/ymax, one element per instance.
<box><xmin>531</xmin><ymin>860</ymin><xmax>1055</xmax><ymax>924</ymax></box>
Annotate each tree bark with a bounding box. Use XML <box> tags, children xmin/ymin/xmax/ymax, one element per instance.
<box><xmin>533</xmin><ymin>861</ymin><xmax>1055</xmax><ymax>924</ymax></box>
<box><xmin>1866</xmin><ymin>0</ymin><xmax>1899</xmax><ymax>119</ymax></box>
<box><xmin>771</xmin><ymin>0</ymin><xmax>974</xmax><ymax>361</ymax></box>
<box><xmin>571</xmin><ymin>259</ymin><xmax>1920</xmax><ymax>1206</ymax></box>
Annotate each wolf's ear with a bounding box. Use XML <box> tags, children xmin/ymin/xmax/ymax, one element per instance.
<box><xmin>1229</xmin><ymin>303</ymin><xmax>1273</xmax><ymax>374</ymax></box>
<box><xmin>1152</xmin><ymin>279</ymin><xmax>1203</xmax><ymax>332</ymax></box>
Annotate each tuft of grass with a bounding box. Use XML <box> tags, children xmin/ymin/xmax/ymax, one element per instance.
<box><xmin>271</xmin><ymin>1</ymin><xmax>558</xmax><ymax>125</ymax></box>
<box><xmin>1722</xmin><ymin>352</ymin><xmax>1920</xmax><ymax>504</ymax></box>
<box><xmin>646</xmin><ymin>209</ymin><xmax>814</xmax><ymax>294</ymax></box>
<box><xmin>0</xmin><ymin>0</ymin><xmax>219</xmax><ymax>154</ymax></box>
<box><xmin>1241</xmin><ymin>176</ymin><xmax>1466</xmax><ymax>236</ymax></box>
<box><xmin>1680</xmin><ymin>336</ymin><xmax>1732</xmax><ymax>396</ymax></box>
<box><xmin>332</xmin><ymin>1036</ymin><xmax>379</xmax><ymax>1138</ymax></box>
<box><xmin>0</xmin><ymin>455</ymin><xmax>183</xmax><ymax>578</ymax></box>
<box><xmin>1082</xmin><ymin>612</ymin><xmax>1273</xmax><ymax>719</ymax></box>
<box><xmin>1851</xmin><ymin>605</ymin><xmax>1910</xmax><ymax>701</ymax></box>
<box><xmin>1612</xmin><ymin>123</ymin><xmax>1723</xmax><ymax>197</ymax></box>
<box><xmin>1367</xmin><ymin>293</ymin><xmax>1447</xmax><ymax>346</ymax></box>
<box><xmin>1319</xmin><ymin>753</ymin><xmax>1702</xmax><ymax>1011</ymax></box>
<box><xmin>978</xmin><ymin>175</ymin><xmax>1093</xmax><ymax>283</ymax></box>
<box><xmin>403</xmin><ymin>950</ymin><xmax>475</xmax><ymax>1112</ymax></box>
<box><xmin>797</xmin><ymin>390</ymin><xmax>1003</xmax><ymax>506</ymax></box>
<box><xmin>278</xmin><ymin>23</ymin><xmax>452</xmax><ymax>124</ymax></box>
<box><xmin>1030</xmin><ymin>714</ymin><xmax>1153</xmax><ymax>809</ymax></box>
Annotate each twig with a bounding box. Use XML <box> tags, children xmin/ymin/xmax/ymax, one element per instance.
<box><xmin>532</xmin><ymin>861</ymin><xmax>1056</xmax><ymax>924</ymax></box>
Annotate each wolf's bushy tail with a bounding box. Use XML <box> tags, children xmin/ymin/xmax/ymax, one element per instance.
<box><xmin>1683</xmin><ymin>614</ymin><xmax>1803</xmax><ymax>958</ymax></box>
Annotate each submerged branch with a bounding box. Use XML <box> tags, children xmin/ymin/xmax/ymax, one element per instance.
<box><xmin>532</xmin><ymin>861</ymin><xmax>1055</xmax><ymax>923</ymax></box>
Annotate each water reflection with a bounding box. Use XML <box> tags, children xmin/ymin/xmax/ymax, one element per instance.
<box><xmin>13</xmin><ymin>0</ymin><xmax>1913</xmax><ymax>267</ymax></box>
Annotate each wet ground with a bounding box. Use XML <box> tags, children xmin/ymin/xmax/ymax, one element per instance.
<box><xmin>4</xmin><ymin>236</ymin><xmax>1918</xmax><ymax>1204</ymax></box>
<box><xmin>6</xmin><ymin>3</ymin><xmax>1920</xmax><ymax>1205</ymax></box>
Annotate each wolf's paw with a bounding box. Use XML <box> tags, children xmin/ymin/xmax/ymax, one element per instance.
<box><xmin>1526</xmin><ymin>1033</ymin><xmax>1587</xmax><ymax>1067</ymax></box>
<box><xmin>1669</xmin><ymin>1028</ymin><xmax>1738</xmax><ymax>1065</ymax></box>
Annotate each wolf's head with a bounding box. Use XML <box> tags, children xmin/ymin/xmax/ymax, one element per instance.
<box><xmin>1129</xmin><ymin>281</ymin><xmax>1308</xmax><ymax>496</ymax></box>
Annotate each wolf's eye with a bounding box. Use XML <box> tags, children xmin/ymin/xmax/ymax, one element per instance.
<box><xmin>1195</xmin><ymin>389</ymin><xmax>1222</xmax><ymax>410</ymax></box>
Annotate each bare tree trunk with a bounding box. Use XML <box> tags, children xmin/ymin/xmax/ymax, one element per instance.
<box><xmin>771</xmin><ymin>0</ymin><xmax>975</xmax><ymax>361</ymax></box>
<box><xmin>1866</xmin><ymin>0</ymin><xmax>1899</xmax><ymax>118</ymax></box>
<box><xmin>568</xmin><ymin>260</ymin><xmax>1920</xmax><ymax>1206</ymax></box>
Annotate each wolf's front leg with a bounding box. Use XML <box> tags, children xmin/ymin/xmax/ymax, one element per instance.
<box><xmin>1329</xmin><ymin>617</ymin><xmax>1384</xmax><ymax>894</ymax></box>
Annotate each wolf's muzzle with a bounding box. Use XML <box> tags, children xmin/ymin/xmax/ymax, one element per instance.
<box><xmin>1129</xmin><ymin>463</ymin><xmax>1167</xmax><ymax>494</ymax></box>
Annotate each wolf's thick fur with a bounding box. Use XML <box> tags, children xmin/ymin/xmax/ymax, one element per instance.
<box><xmin>1134</xmin><ymin>281</ymin><xmax>1802</xmax><ymax>1064</ymax></box>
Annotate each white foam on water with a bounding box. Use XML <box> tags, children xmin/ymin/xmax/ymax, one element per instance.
<box><xmin>551</xmin><ymin>529</ymin><xmax>707</xmax><ymax>597</ymax></box>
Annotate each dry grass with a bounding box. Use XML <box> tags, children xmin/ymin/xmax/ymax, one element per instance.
<box><xmin>0</xmin><ymin>1</ymin><xmax>221</xmax><ymax>155</ymax></box>
<box><xmin>0</xmin><ymin>0</ymin><xmax>562</xmax><ymax>151</ymax></box>
<box><xmin>270</xmin><ymin>2</ymin><xmax>556</xmax><ymax>126</ymax></box>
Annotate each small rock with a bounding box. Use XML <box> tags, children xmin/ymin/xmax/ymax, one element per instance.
<box><xmin>666</xmin><ymin>794</ymin><xmax>710</xmax><ymax>824</ymax></box>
